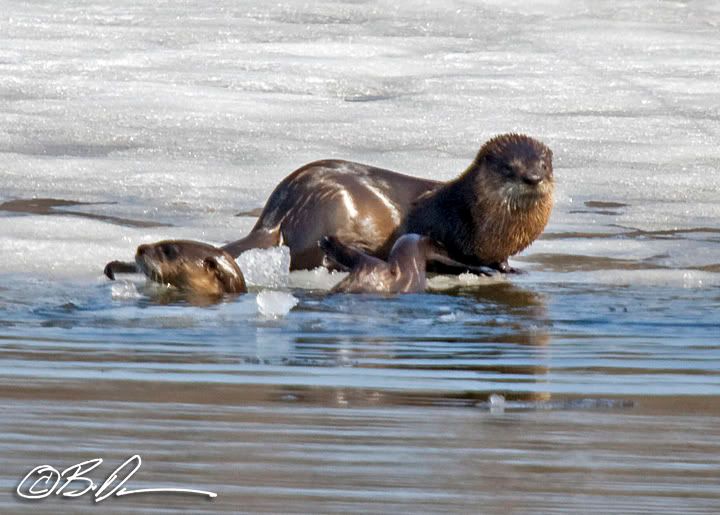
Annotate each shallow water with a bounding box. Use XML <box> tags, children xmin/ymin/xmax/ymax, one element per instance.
<box><xmin>1</xmin><ymin>0</ymin><xmax>720</xmax><ymax>512</ymax></box>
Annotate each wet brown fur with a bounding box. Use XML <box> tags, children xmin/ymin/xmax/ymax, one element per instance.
<box><xmin>134</xmin><ymin>240</ymin><xmax>247</xmax><ymax>296</ymax></box>
<box><xmin>401</xmin><ymin>134</ymin><xmax>554</xmax><ymax>268</ymax></box>
<box><xmin>218</xmin><ymin>133</ymin><xmax>553</xmax><ymax>272</ymax></box>
<box><xmin>222</xmin><ymin>160</ymin><xmax>439</xmax><ymax>269</ymax></box>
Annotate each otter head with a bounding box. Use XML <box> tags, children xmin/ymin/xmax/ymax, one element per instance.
<box><xmin>135</xmin><ymin>240</ymin><xmax>247</xmax><ymax>297</ymax></box>
<box><xmin>473</xmin><ymin>133</ymin><xmax>554</xmax><ymax>210</ymax></box>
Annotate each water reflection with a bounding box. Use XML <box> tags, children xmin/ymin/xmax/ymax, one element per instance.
<box><xmin>284</xmin><ymin>282</ymin><xmax>554</xmax><ymax>406</ymax></box>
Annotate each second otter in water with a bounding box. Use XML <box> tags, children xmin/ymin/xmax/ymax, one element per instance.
<box><xmin>320</xmin><ymin>234</ymin><xmax>492</xmax><ymax>294</ymax></box>
<box><xmin>105</xmin><ymin>240</ymin><xmax>246</xmax><ymax>296</ymax></box>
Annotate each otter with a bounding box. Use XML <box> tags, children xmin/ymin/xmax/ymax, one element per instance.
<box><xmin>105</xmin><ymin>133</ymin><xmax>553</xmax><ymax>275</ymax></box>
<box><xmin>105</xmin><ymin>240</ymin><xmax>246</xmax><ymax>296</ymax></box>
<box><xmin>222</xmin><ymin>133</ymin><xmax>553</xmax><ymax>272</ymax></box>
<box><xmin>401</xmin><ymin>133</ymin><xmax>554</xmax><ymax>272</ymax></box>
<box><xmin>320</xmin><ymin>234</ymin><xmax>493</xmax><ymax>294</ymax></box>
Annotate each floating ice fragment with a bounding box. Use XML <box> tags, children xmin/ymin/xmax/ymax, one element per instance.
<box><xmin>476</xmin><ymin>397</ymin><xmax>635</xmax><ymax>412</ymax></box>
<box><xmin>427</xmin><ymin>271</ymin><xmax>504</xmax><ymax>291</ymax></box>
<box><xmin>289</xmin><ymin>267</ymin><xmax>345</xmax><ymax>290</ymax></box>
<box><xmin>238</xmin><ymin>246</ymin><xmax>291</xmax><ymax>288</ymax></box>
<box><xmin>438</xmin><ymin>312</ymin><xmax>457</xmax><ymax>322</ymax></box>
<box><xmin>110</xmin><ymin>281</ymin><xmax>142</xmax><ymax>300</ymax></box>
<box><xmin>489</xmin><ymin>394</ymin><xmax>506</xmax><ymax>414</ymax></box>
<box><xmin>256</xmin><ymin>290</ymin><xmax>298</xmax><ymax>318</ymax></box>
<box><xmin>489</xmin><ymin>393</ymin><xmax>506</xmax><ymax>406</ymax></box>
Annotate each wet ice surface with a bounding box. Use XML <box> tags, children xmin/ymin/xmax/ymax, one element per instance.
<box><xmin>1</xmin><ymin>0</ymin><xmax>720</xmax><ymax>513</ymax></box>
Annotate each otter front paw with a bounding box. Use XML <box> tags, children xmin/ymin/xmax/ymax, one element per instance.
<box><xmin>467</xmin><ymin>266</ymin><xmax>496</xmax><ymax>277</ymax></box>
<box><xmin>493</xmin><ymin>261</ymin><xmax>524</xmax><ymax>274</ymax></box>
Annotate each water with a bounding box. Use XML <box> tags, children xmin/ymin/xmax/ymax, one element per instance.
<box><xmin>1</xmin><ymin>0</ymin><xmax>719</xmax><ymax>512</ymax></box>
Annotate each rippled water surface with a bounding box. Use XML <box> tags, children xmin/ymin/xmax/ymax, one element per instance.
<box><xmin>2</xmin><ymin>0</ymin><xmax>720</xmax><ymax>512</ymax></box>
<box><xmin>2</xmin><ymin>273</ymin><xmax>719</xmax><ymax>513</ymax></box>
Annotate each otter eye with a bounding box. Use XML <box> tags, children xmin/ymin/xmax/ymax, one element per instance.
<box><xmin>502</xmin><ymin>164</ymin><xmax>514</xmax><ymax>176</ymax></box>
<box><xmin>160</xmin><ymin>244</ymin><xmax>178</xmax><ymax>260</ymax></box>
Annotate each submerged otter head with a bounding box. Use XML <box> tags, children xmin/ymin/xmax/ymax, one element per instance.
<box><xmin>473</xmin><ymin>133</ymin><xmax>554</xmax><ymax>210</ymax></box>
<box><xmin>135</xmin><ymin>240</ymin><xmax>246</xmax><ymax>296</ymax></box>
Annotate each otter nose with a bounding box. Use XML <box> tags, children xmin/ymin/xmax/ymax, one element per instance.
<box><xmin>522</xmin><ymin>174</ymin><xmax>543</xmax><ymax>186</ymax></box>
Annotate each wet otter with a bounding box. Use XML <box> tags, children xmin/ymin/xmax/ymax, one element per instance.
<box><xmin>105</xmin><ymin>133</ymin><xmax>553</xmax><ymax>275</ymax></box>
<box><xmin>401</xmin><ymin>133</ymin><xmax>554</xmax><ymax>272</ymax></box>
<box><xmin>222</xmin><ymin>133</ymin><xmax>553</xmax><ymax>272</ymax></box>
<box><xmin>320</xmin><ymin>234</ymin><xmax>493</xmax><ymax>294</ymax></box>
<box><xmin>105</xmin><ymin>240</ymin><xmax>246</xmax><ymax>296</ymax></box>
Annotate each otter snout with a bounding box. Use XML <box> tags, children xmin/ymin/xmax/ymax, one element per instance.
<box><xmin>134</xmin><ymin>244</ymin><xmax>154</xmax><ymax>277</ymax></box>
<box><xmin>522</xmin><ymin>173</ymin><xmax>543</xmax><ymax>186</ymax></box>
<box><xmin>135</xmin><ymin>244</ymin><xmax>156</xmax><ymax>272</ymax></box>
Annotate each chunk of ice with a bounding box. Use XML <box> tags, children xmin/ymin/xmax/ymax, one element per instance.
<box><xmin>238</xmin><ymin>246</ymin><xmax>291</xmax><ymax>288</ymax></box>
<box><xmin>438</xmin><ymin>312</ymin><xmax>458</xmax><ymax>322</ymax></box>
<box><xmin>489</xmin><ymin>394</ymin><xmax>506</xmax><ymax>414</ymax></box>
<box><xmin>289</xmin><ymin>267</ymin><xmax>346</xmax><ymax>290</ymax></box>
<box><xmin>489</xmin><ymin>394</ymin><xmax>506</xmax><ymax>407</ymax></box>
<box><xmin>256</xmin><ymin>290</ymin><xmax>298</xmax><ymax>318</ymax></box>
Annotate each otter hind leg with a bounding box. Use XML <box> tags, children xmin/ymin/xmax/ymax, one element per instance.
<box><xmin>221</xmin><ymin>227</ymin><xmax>281</xmax><ymax>258</ymax></box>
<box><xmin>319</xmin><ymin>236</ymin><xmax>383</xmax><ymax>271</ymax></box>
<box><xmin>423</xmin><ymin>242</ymin><xmax>495</xmax><ymax>277</ymax></box>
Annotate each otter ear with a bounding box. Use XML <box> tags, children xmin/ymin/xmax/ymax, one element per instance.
<box><xmin>203</xmin><ymin>257</ymin><xmax>246</xmax><ymax>294</ymax></box>
<box><xmin>160</xmin><ymin>243</ymin><xmax>179</xmax><ymax>260</ymax></box>
<box><xmin>203</xmin><ymin>256</ymin><xmax>218</xmax><ymax>272</ymax></box>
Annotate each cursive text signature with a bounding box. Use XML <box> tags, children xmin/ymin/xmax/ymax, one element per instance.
<box><xmin>16</xmin><ymin>455</ymin><xmax>217</xmax><ymax>502</ymax></box>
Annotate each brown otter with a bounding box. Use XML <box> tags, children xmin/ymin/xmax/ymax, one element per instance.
<box><xmin>401</xmin><ymin>133</ymin><xmax>554</xmax><ymax>272</ymax></box>
<box><xmin>105</xmin><ymin>240</ymin><xmax>246</xmax><ymax>296</ymax></box>
<box><xmin>221</xmin><ymin>133</ymin><xmax>553</xmax><ymax>272</ymax></box>
<box><xmin>105</xmin><ymin>133</ymin><xmax>553</xmax><ymax>275</ymax></box>
<box><xmin>320</xmin><ymin>234</ymin><xmax>493</xmax><ymax>294</ymax></box>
